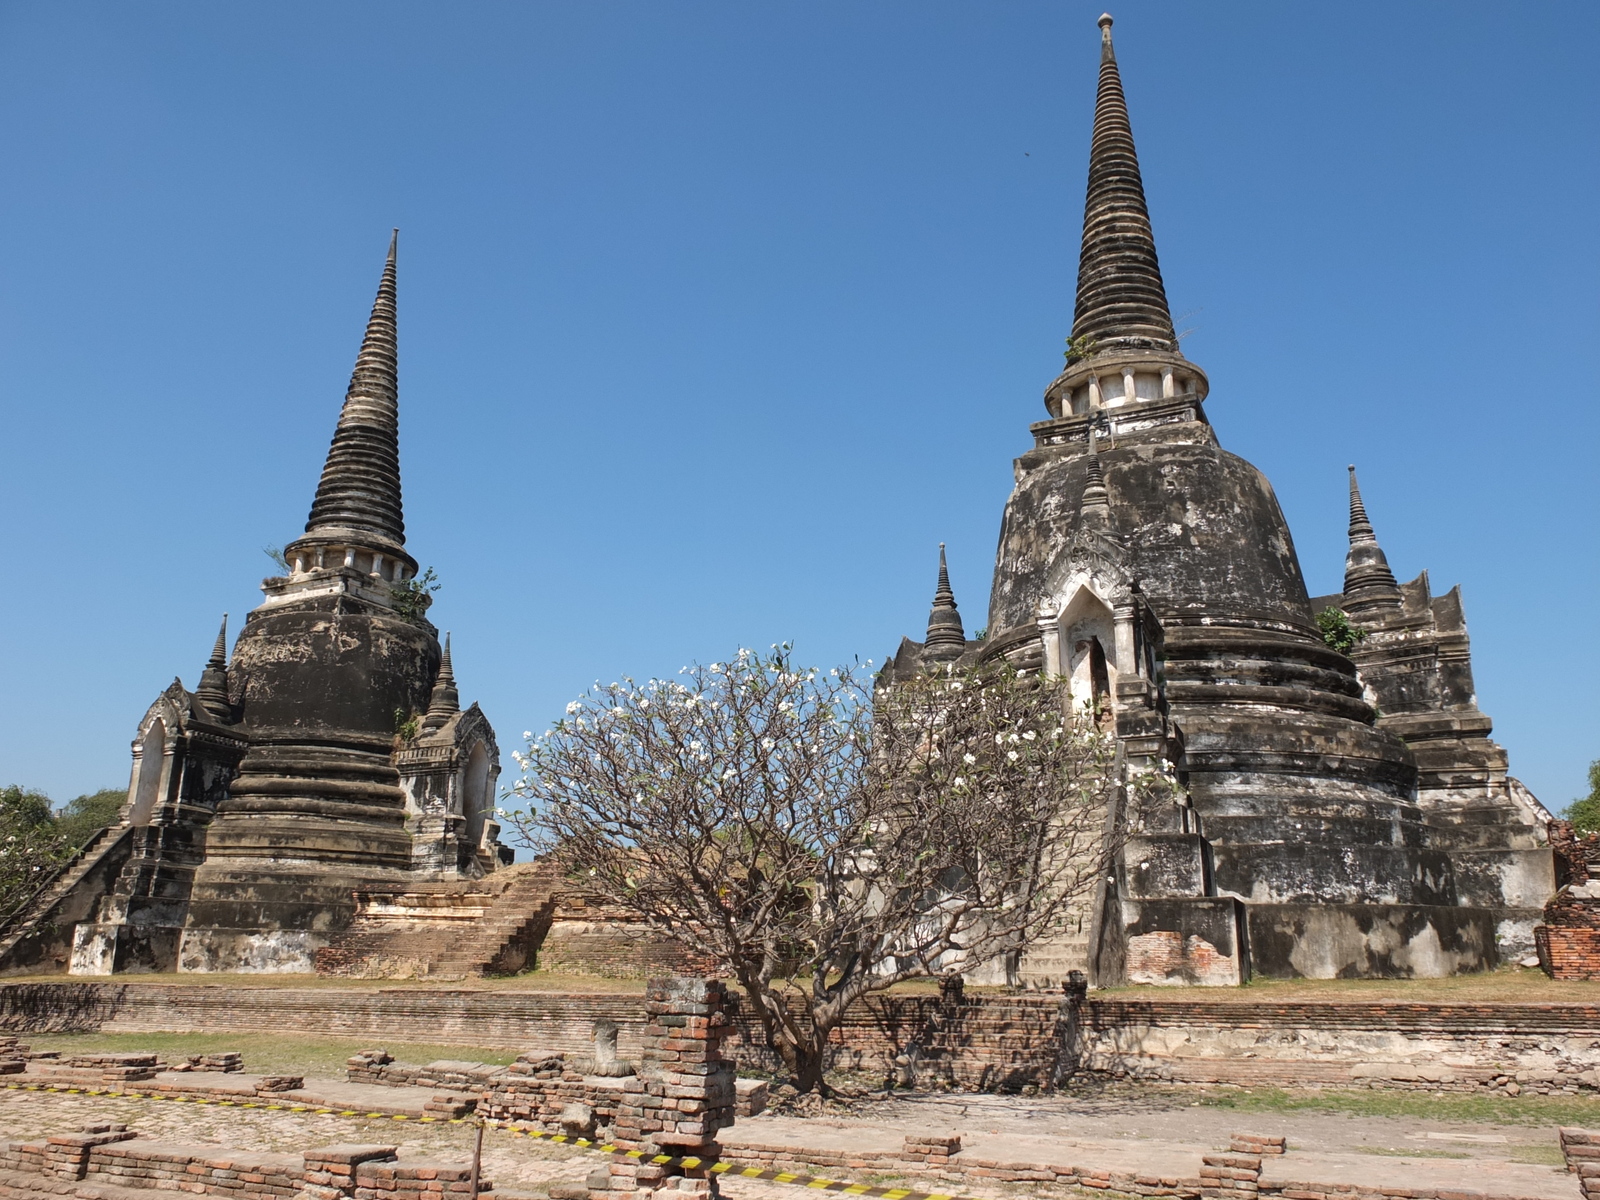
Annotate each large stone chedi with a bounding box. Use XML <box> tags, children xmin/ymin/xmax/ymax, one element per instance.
<box><xmin>884</xmin><ymin>16</ymin><xmax>1552</xmax><ymax>984</ymax></box>
<box><xmin>11</xmin><ymin>234</ymin><xmax>512</xmax><ymax>977</ymax></box>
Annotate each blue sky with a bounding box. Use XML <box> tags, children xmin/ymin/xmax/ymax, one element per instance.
<box><xmin>0</xmin><ymin>2</ymin><xmax>1595</xmax><ymax>811</ymax></box>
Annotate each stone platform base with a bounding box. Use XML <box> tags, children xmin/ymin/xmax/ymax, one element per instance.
<box><xmin>5</xmin><ymin>980</ymin><xmax>1600</xmax><ymax>1096</ymax></box>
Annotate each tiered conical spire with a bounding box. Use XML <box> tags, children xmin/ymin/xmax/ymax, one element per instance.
<box><xmin>421</xmin><ymin>633</ymin><xmax>461</xmax><ymax>733</ymax></box>
<box><xmin>1342</xmin><ymin>466</ymin><xmax>1401</xmax><ymax>616</ymax></box>
<box><xmin>193</xmin><ymin>615</ymin><xmax>233</xmax><ymax>722</ymax></box>
<box><xmin>1069</xmin><ymin>14</ymin><xmax>1179</xmax><ymax>356</ymax></box>
<box><xmin>300</xmin><ymin>231</ymin><xmax>406</xmax><ymax>554</ymax></box>
<box><xmin>924</xmin><ymin>544</ymin><xmax>967</xmax><ymax>656</ymax></box>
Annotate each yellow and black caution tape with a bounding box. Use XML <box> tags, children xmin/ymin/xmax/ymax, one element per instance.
<box><xmin>3</xmin><ymin>1080</ymin><xmax>973</xmax><ymax>1200</ymax></box>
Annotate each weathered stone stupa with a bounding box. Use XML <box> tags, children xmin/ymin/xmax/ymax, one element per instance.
<box><xmin>0</xmin><ymin>234</ymin><xmax>510</xmax><ymax>977</ymax></box>
<box><xmin>884</xmin><ymin>15</ymin><xmax>1553</xmax><ymax>983</ymax></box>
<box><xmin>177</xmin><ymin>232</ymin><xmax>471</xmax><ymax>972</ymax></box>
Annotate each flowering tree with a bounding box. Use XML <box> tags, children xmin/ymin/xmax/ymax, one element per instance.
<box><xmin>0</xmin><ymin>786</ymin><xmax>70</xmax><ymax>920</ymax></box>
<box><xmin>0</xmin><ymin>786</ymin><xmax>125</xmax><ymax>922</ymax></box>
<box><xmin>505</xmin><ymin>647</ymin><xmax>1135</xmax><ymax>1094</ymax></box>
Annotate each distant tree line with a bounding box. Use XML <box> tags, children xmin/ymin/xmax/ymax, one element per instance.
<box><xmin>1568</xmin><ymin>761</ymin><xmax>1600</xmax><ymax>836</ymax></box>
<box><xmin>0</xmin><ymin>785</ymin><xmax>124</xmax><ymax>916</ymax></box>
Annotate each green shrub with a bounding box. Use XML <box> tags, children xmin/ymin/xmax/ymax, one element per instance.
<box><xmin>1316</xmin><ymin>607</ymin><xmax>1367</xmax><ymax>655</ymax></box>
<box><xmin>1566</xmin><ymin>759</ymin><xmax>1600</xmax><ymax>835</ymax></box>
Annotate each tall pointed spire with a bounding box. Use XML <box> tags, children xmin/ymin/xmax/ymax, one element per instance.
<box><xmin>924</xmin><ymin>544</ymin><xmax>967</xmax><ymax>657</ymax></box>
<box><xmin>193</xmin><ymin>614</ymin><xmax>233</xmax><ymax>722</ymax></box>
<box><xmin>1070</xmin><ymin>15</ymin><xmax>1178</xmax><ymax>356</ymax></box>
<box><xmin>1342</xmin><ymin>466</ymin><xmax>1401</xmax><ymax>616</ymax></box>
<box><xmin>297</xmin><ymin>231</ymin><xmax>407</xmax><ymax>557</ymax></box>
<box><xmin>421</xmin><ymin>632</ymin><xmax>461</xmax><ymax>733</ymax></box>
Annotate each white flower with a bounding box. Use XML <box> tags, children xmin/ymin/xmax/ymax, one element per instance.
<box><xmin>953</xmin><ymin>776</ymin><xmax>966</xmax><ymax>788</ymax></box>
<box><xmin>761</xmin><ymin>737</ymin><xmax>776</xmax><ymax>751</ymax></box>
<box><xmin>1022</xmin><ymin>730</ymin><xmax>1035</xmax><ymax>741</ymax></box>
<box><xmin>1007</xmin><ymin>750</ymin><xmax>1019</xmax><ymax>762</ymax></box>
<box><xmin>963</xmin><ymin>753</ymin><xmax>977</xmax><ymax>765</ymax></box>
<box><xmin>566</xmin><ymin>701</ymin><xmax>581</xmax><ymax>715</ymax></box>
<box><xmin>522</xmin><ymin>731</ymin><xmax>533</xmax><ymax>740</ymax></box>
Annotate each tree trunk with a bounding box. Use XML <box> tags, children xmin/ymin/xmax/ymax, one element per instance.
<box><xmin>735</xmin><ymin>976</ymin><xmax>835</xmax><ymax>1096</ymax></box>
<box><xmin>792</xmin><ymin>1048</ymin><xmax>830</xmax><ymax>1096</ymax></box>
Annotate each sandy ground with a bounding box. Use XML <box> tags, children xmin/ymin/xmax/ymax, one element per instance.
<box><xmin>735</xmin><ymin>1089</ymin><xmax>1582</xmax><ymax>1196</ymax></box>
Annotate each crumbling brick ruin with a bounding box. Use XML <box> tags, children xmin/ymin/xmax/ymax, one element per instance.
<box><xmin>1564</xmin><ymin>1129</ymin><xmax>1600</xmax><ymax>1200</ymax></box>
<box><xmin>1535</xmin><ymin>822</ymin><xmax>1600</xmax><ymax>980</ymax></box>
<box><xmin>0</xmin><ymin>1128</ymin><xmax>492</xmax><ymax>1200</ymax></box>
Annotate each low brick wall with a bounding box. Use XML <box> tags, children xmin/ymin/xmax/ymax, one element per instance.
<box><xmin>1563</xmin><ymin>1128</ymin><xmax>1600</xmax><ymax>1200</ymax></box>
<box><xmin>0</xmin><ymin>1127</ymin><xmax>488</xmax><ymax>1200</ymax></box>
<box><xmin>1538</xmin><ymin>927</ymin><xmax>1600</xmax><ymax>981</ymax></box>
<box><xmin>5</xmin><ymin>981</ymin><xmax>1600</xmax><ymax>1095</ymax></box>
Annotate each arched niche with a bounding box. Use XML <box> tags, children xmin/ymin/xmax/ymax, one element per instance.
<box><xmin>1057</xmin><ymin>587</ymin><xmax>1117</xmax><ymax>726</ymax></box>
<box><xmin>461</xmin><ymin>741</ymin><xmax>492</xmax><ymax>850</ymax></box>
<box><xmin>129</xmin><ymin>718</ymin><xmax>168</xmax><ymax>827</ymax></box>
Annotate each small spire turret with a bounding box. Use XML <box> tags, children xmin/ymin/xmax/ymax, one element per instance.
<box><xmin>421</xmin><ymin>632</ymin><xmax>460</xmax><ymax>733</ymax></box>
<box><xmin>924</xmin><ymin>544</ymin><xmax>967</xmax><ymax>657</ymax></box>
<box><xmin>1342</xmin><ymin>466</ymin><xmax>1402</xmax><ymax>617</ymax></box>
<box><xmin>193</xmin><ymin>614</ymin><xmax>233</xmax><ymax>722</ymax></box>
<box><xmin>1081</xmin><ymin>435</ymin><xmax>1111</xmax><ymax>529</ymax></box>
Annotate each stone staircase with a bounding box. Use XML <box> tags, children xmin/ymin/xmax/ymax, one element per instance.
<box><xmin>314</xmin><ymin>861</ymin><xmax>564</xmax><ymax>979</ymax></box>
<box><xmin>0</xmin><ymin>823</ymin><xmax>133</xmax><ymax>974</ymax></box>
<box><xmin>431</xmin><ymin>865</ymin><xmax>563</xmax><ymax>977</ymax></box>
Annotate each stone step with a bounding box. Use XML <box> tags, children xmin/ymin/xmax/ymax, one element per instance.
<box><xmin>317</xmin><ymin>866</ymin><xmax>563</xmax><ymax>978</ymax></box>
<box><xmin>0</xmin><ymin>824</ymin><xmax>134</xmax><ymax>969</ymax></box>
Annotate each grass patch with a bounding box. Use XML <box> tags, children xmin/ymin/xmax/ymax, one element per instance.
<box><xmin>5</xmin><ymin>966</ymin><xmax>1594</xmax><ymax>1005</ymax></box>
<box><xmin>1508</xmin><ymin>1144</ymin><xmax>1567</xmax><ymax>1166</ymax></box>
<box><xmin>1194</xmin><ymin>1086</ymin><xmax>1600</xmax><ymax>1128</ymax></box>
<box><xmin>1355</xmin><ymin>1147</ymin><xmax>1471</xmax><ymax>1159</ymax></box>
<box><xmin>23</xmin><ymin>1031</ymin><xmax>521</xmax><ymax>1079</ymax></box>
<box><xmin>0</xmin><ymin>971</ymin><xmax>648</xmax><ymax>993</ymax></box>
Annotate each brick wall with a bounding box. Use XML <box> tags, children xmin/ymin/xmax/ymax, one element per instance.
<box><xmin>0</xmin><ymin>1128</ymin><xmax>487</xmax><ymax>1200</ymax></box>
<box><xmin>1538</xmin><ymin>927</ymin><xmax>1600</xmax><ymax>981</ymax></box>
<box><xmin>5</xmin><ymin>981</ymin><xmax>1600</xmax><ymax>1095</ymax></box>
<box><xmin>1563</xmin><ymin>1128</ymin><xmax>1600</xmax><ymax>1200</ymax></box>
